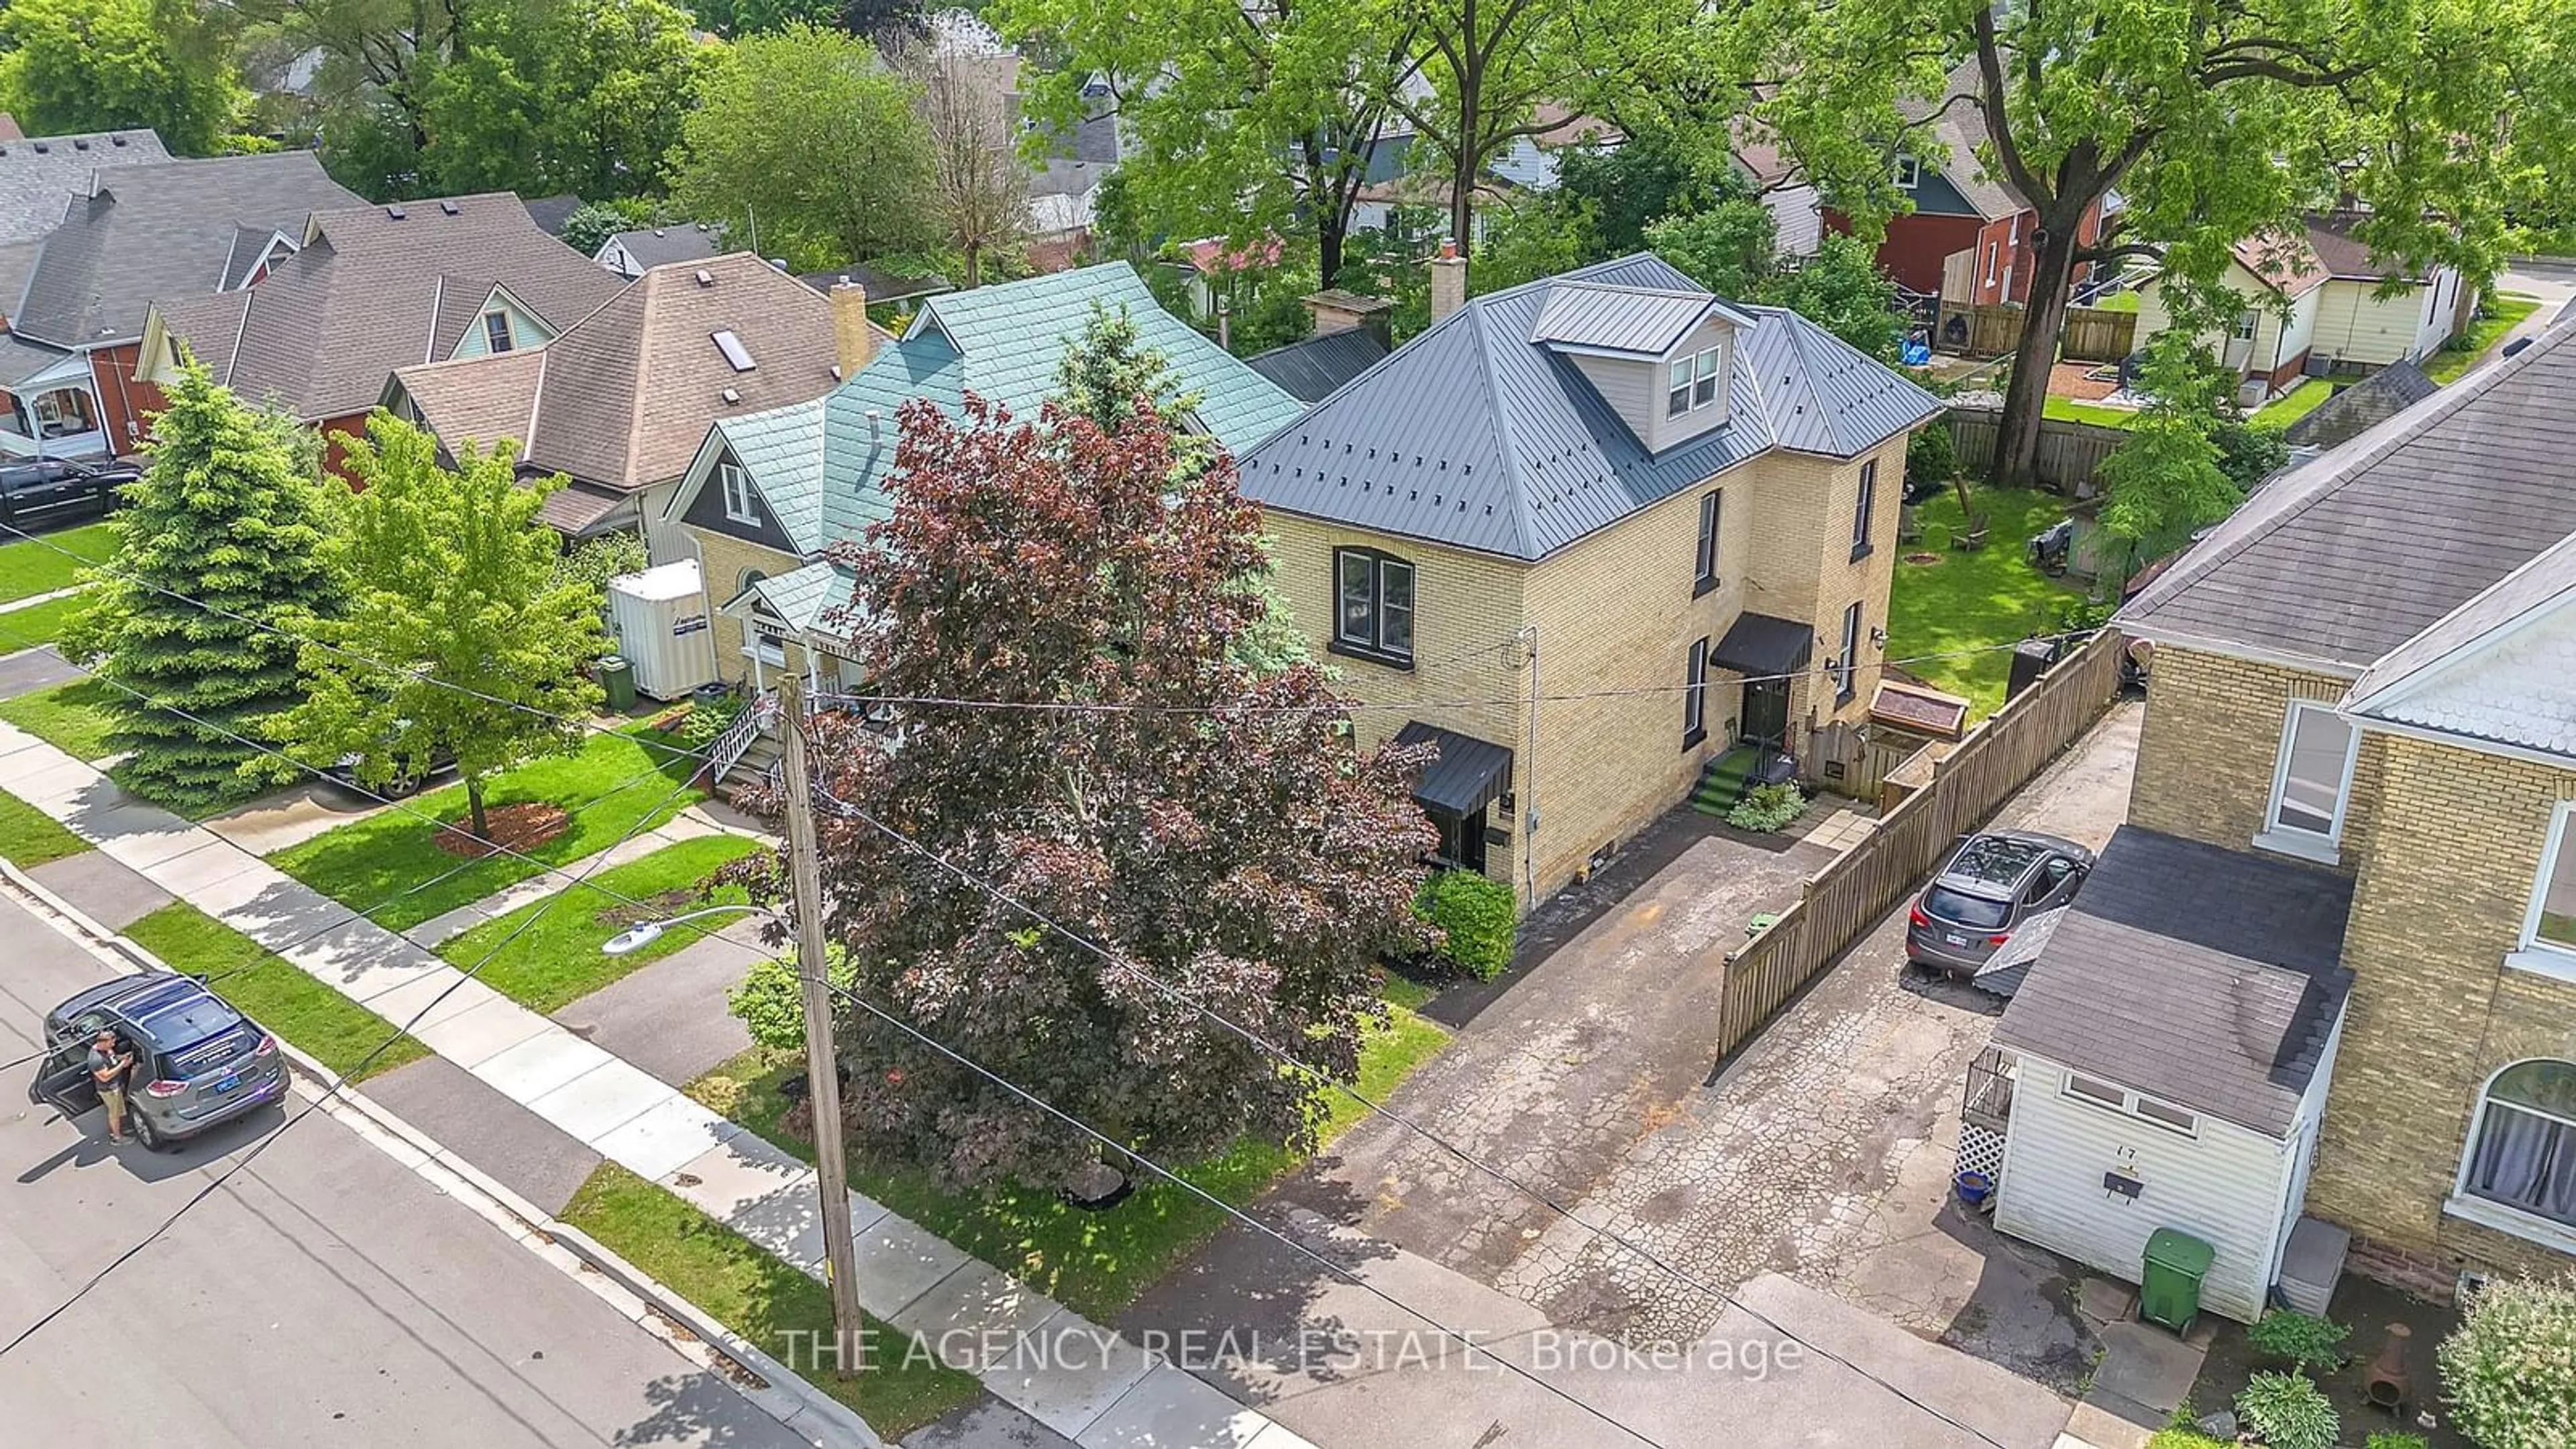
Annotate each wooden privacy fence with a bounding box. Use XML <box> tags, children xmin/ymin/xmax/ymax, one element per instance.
<box><xmin>2057</xmin><ymin>306</ymin><xmax>2139</xmax><ymax>364</ymax></box>
<box><xmin>1709</xmin><ymin>630</ymin><xmax>2130</xmax><ymax>1064</ymax></box>
<box><xmin>1935</xmin><ymin>301</ymin><xmax>2025</xmax><ymax>359</ymax></box>
<box><xmin>1947</xmin><ymin>407</ymin><xmax>2129</xmax><ymax>495</ymax></box>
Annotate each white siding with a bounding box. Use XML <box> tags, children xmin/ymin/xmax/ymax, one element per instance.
<box><xmin>1994</xmin><ymin>1055</ymin><xmax>2295</xmax><ymax>1323</ymax></box>
<box><xmin>1567</xmin><ymin>354</ymin><xmax>1658</xmax><ymax>446</ymax></box>
<box><xmin>2313</xmin><ymin>277</ymin><xmax>2445</xmax><ymax>368</ymax></box>
<box><xmin>2276</xmin><ymin>288</ymin><xmax>2322</xmax><ymax>374</ymax></box>
<box><xmin>2137</xmin><ymin>262</ymin><xmax>2313</xmax><ymax>376</ymax></box>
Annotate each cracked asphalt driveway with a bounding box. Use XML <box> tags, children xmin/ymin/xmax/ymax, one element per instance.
<box><xmin>1287</xmin><ymin>700</ymin><xmax>2144</xmax><ymax>1389</ymax></box>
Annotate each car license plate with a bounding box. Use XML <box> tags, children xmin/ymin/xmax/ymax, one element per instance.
<box><xmin>1943</xmin><ymin>932</ymin><xmax>1968</xmax><ymax>947</ymax></box>
<box><xmin>211</xmin><ymin>1072</ymin><xmax>239</xmax><ymax>1094</ymax></box>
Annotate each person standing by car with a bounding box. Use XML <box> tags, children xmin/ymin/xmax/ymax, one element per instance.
<box><xmin>86</xmin><ymin>1027</ymin><xmax>132</xmax><ymax>1144</ymax></box>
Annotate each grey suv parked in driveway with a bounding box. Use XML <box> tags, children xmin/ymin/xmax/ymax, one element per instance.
<box><xmin>1905</xmin><ymin>828</ymin><xmax>2096</xmax><ymax>978</ymax></box>
<box><xmin>26</xmin><ymin>971</ymin><xmax>288</xmax><ymax>1150</ymax></box>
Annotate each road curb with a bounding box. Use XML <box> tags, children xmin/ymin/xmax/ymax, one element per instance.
<box><xmin>0</xmin><ymin>857</ymin><xmax>880</xmax><ymax>1449</ymax></box>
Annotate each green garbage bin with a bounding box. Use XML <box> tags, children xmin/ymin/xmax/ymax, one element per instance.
<box><xmin>599</xmin><ymin>655</ymin><xmax>636</xmax><ymax>711</ymax></box>
<box><xmin>2139</xmin><ymin>1227</ymin><xmax>2216</xmax><ymax>1334</ymax></box>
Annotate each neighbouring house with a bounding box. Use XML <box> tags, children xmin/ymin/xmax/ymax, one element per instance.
<box><xmin>657</xmin><ymin>261</ymin><xmax>1301</xmax><ymax>705</ymax></box>
<box><xmin>1244</xmin><ymin>290</ymin><xmax>1394</xmax><ymax>403</ymax></box>
<box><xmin>2132</xmin><ymin>215</ymin><xmax>2475</xmax><ymax>388</ymax></box>
<box><xmin>1971</xmin><ymin>315</ymin><xmax>2576</xmax><ymax>1316</ymax></box>
<box><xmin>1348</xmin><ymin>104</ymin><xmax>1621</xmax><ymax>241</ymax></box>
<box><xmin>1028</xmin><ymin>105</ymin><xmax>1124</xmax><ymax>272</ymax></box>
<box><xmin>1832</xmin><ymin>64</ymin><xmax>2104</xmax><ymax>308</ymax></box>
<box><xmin>1729</xmin><ymin>130</ymin><xmax>1825</xmax><ymax>262</ymax></box>
<box><xmin>795</xmin><ymin>264</ymin><xmax>953</xmax><ymax>312</ymax></box>
<box><xmin>521</xmin><ymin>194</ymin><xmax>584</xmax><ymax>239</ymax></box>
<box><xmin>138</xmin><ymin>193</ymin><xmax>629</xmax><ymax>477</ymax></box>
<box><xmin>0</xmin><ymin>150</ymin><xmax>360</xmax><ymax>460</ymax></box>
<box><xmin>596</xmin><ymin>223</ymin><xmax>725</xmax><ymax>279</ymax></box>
<box><xmin>1169</xmin><ymin>233</ymin><xmax>1287</xmax><ymax>327</ymax></box>
<box><xmin>2281</xmin><ymin>358</ymin><xmax>2438</xmax><ymax>451</ymax></box>
<box><xmin>0</xmin><ymin>127</ymin><xmax>170</xmax><ymax>245</ymax></box>
<box><xmin>1235</xmin><ymin>252</ymin><xmax>1943</xmax><ymax>909</ymax></box>
<box><xmin>387</xmin><ymin>252</ymin><xmax>857</xmax><ymax>551</ymax></box>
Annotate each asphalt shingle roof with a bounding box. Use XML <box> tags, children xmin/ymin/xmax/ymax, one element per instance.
<box><xmin>2281</xmin><ymin>358</ymin><xmax>2438</xmax><ymax>450</ymax></box>
<box><xmin>606</xmin><ymin>224</ymin><xmax>722</xmax><ymax>270</ymax></box>
<box><xmin>0</xmin><ymin>128</ymin><xmax>170</xmax><ymax>245</ymax></box>
<box><xmin>1995</xmin><ymin>826</ymin><xmax>2354</xmax><ymax>1138</ymax></box>
<box><xmin>155</xmin><ymin>193</ymin><xmax>628</xmax><ymax>423</ymax></box>
<box><xmin>394</xmin><ymin>252</ymin><xmax>841</xmax><ymax>492</ymax></box>
<box><xmin>9</xmin><ymin>150</ymin><xmax>359</xmax><ymax>347</ymax></box>
<box><xmin>706</xmin><ymin>262</ymin><xmax>1303</xmax><ymax>555</ymax></box>
<box><xmin>1236</xmin><ymin>254</ymin><xmax>1941</xmax><ymax>561</ymax></box>
<box><xmin>1245</xmin><ymin>329</ymin><xmax>1389</xmax><ymax>403</ymax></box>
<box><xmin>2119</xmin><ymin>311</ymin><xmax>2576</xmax><ymax>672</ymax></box>
<box><xmin>2342</xmin><ymin>529</ymin><xmax>2576</xmax><ymax>761</ymax></box>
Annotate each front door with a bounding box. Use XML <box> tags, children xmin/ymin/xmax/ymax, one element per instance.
<box><xmin>1435</xmin><ymin>806</ymin><xmax>1489</xmax><ymax>874</ymax></box>
<box><xmin>1742</xmin><ymin>678</ymin><xmax>1789</xmax><ymax>751</ymax></box>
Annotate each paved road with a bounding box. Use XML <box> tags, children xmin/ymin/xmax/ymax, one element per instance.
<box><xmin>0</xmin><ymin>889</ymin><xmax>809</xmax><ymax>1449</ymax></box>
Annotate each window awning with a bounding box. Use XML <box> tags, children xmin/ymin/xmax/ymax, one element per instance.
<box><xmin>1710</xmin><ymin>612</ymin><xmax>1814</xmax><ymax>678</ymax></box>
<box><xmin>1393</xmin><ymin>720</ymin><xmax>1514</xmax><ymax>817</ymax></box>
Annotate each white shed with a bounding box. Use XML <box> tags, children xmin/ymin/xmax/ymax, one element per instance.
<box><xmin>606</xmin><ymin>560</ymin><xmax>717</xmax><ymax>700</ymax></box>
<box><xmin>1985</xmin><ymin>826</ymin><xmax>2355</xmax><ymax>1324</ymax></box>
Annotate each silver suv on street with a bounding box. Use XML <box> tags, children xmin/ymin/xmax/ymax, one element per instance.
<box><xmin>1905</xmin><ymin>828</ymin><xmax>2097</xmax><ymax>979</ymax></box>
<box><xmin>27</xmin><ymin>971</ymin><xmax>289</xmax><ymax>1150</ymax></box>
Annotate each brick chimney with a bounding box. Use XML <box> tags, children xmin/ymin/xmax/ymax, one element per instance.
<box><xmin>1428</xmin><ymin>240</ymin><xmax>1468</xmax><ymax>324</ymax></box>
<box><xmin>830</xmin><ymin>278</ymin><xmax>874</xmax><ymax>378</ymax></box>
<box><xmin>1303</xmin><ymin>288</ymin><xmax>1395</xmax><ymax>345</ymax></box>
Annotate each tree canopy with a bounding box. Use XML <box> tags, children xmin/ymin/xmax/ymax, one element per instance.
<box><xmin>271</xmin><ymin>417</ymin><xmax>605</xmax><ymax>840</ymax></box>
<box><xmin>731</xmin><ymin>380</ymin><xmax>1432</xmax><ymax>1191</ymax></box>
<box><xmin>0</xmin><ymin>0</ymin><xmax>247</xmax><ymax>155</ymax></box>
<box><xmin>671</xmin><ymin>23</ymin><xmax>939</xmax><ymax>270</ymax></box>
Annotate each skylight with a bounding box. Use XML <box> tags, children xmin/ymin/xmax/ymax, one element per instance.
<box><xmin>712</xmin><ymin>330</ymin><xmax>756</xmax><ymax>372</ymax></box>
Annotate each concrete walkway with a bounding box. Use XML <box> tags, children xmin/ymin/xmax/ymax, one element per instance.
<box><xmin>0</xmin><ymin>722</ymin><xmax>1317</xmax><ymax>1449</ymax></box>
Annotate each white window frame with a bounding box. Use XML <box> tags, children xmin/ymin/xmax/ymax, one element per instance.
<box><xmin>1694</xmin><ymin>489</ymin><xmax>1721</xmax><ymax>591</ymax></box>
<box><xmin>1835</xmin><ymin>600</ymin><xmax>1862</xmax><ymax>702</ymax></box>
<box><xmin>2255</xmin><ymin>700</ymin><xmax>2359</xmax><ymax>861</ymax></box>
<box><xmin>1332</xmin><ymin>547</ymin><xmax>1415</xmax><ymax>663</ymax></box>
<box><xmin>1851</xmin><ymin>460</ymin><xmax>1876</xmax><ymax>555</ymax></box>
<box><xmin>2061</xmin><ymin>1069</ymin><xmax>2200</xmax><ymax>1137</ymax></box>
<box><xmin>718</xmin><ymin>460</ymin><xmax>759</xmax><ymax>525</ymax></box>
<box><xmin>1892</xmin><ymin>156</ymin><xmax>1921</xmax><ymax>189</ymax></box>
<box><xmin>2233</xmin><ymin>310</ymin><xmax>2260</xmax><ymax>341</ymax></box>
<box><xmin>1984</xmin><ymin>242</ymin><xmax>1999</xmax><ymax>286</ymax></box>
<box><xmin>2447</xmin><ymin>1059</ymin><xmax>2576</xmax><ymax>1249</ymax></box>
<box><xmin>482</xmin><ymin>309</ymin><xmax>514</xmax><ymax>354</ymax></box>
<box><xmin>1666</xmin><ymin>357</ymin><xmax>1693</xmax><ymax>418</ymax></box>
<box><xmin>1682</xmin><ymin>637</ymin><xmax>1709</xmax><ymax>747</ymax></box>
<box><xmin>1692</xmin><ymin>346</ymin><xmax>1719</xmax><ymax>407</ymax></box>
<box><xmin>2511</xmin><ymin>802</ymin><xmax>2576</xmax><ymax>977</ymax></box>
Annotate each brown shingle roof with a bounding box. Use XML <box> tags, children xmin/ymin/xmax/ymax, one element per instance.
<box><xmin>391</xmin><ymin>252</ymin><xmax>843</xmax><ymax>493</ymax></box>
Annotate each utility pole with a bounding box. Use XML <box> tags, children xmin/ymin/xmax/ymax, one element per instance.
<box><xmin>779</xmin><ymin>673</ymin><xmax>866</xmax><ymax>1378</ymax></box>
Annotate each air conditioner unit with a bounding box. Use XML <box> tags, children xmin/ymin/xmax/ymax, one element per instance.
<box><xmin>2304</xmin><ymin>351</ymin><xmax>2337</xmax><ymax>378</ymax></box>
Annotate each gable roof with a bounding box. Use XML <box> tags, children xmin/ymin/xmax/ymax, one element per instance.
<box><xmin>8</xmin><ymin>151</ymin><xmax>360</xmax><ymax>348</ymax></box>
<box><xmin>682</xmin><ymin>262</ymin><xmax>1301</xmax><ymax>555</ymax></box>
<box><xmin>152</xmin><ymin>193</ymin><xmax>628</xmax><ymax>423</ymax></box>
<box><xmin>1894</xmin><ymin>64</ymin><xmax>2026</xmax><ymax>221</ymax></box>
<box><xmin>1530</xmin><ymin>282</ymin><xmax>1750</xmax><ymax>356</ymax></box>
<box><xmin>392</xmin><ymin>252</ymin><xmax>841</xmax><ymax>491</ymax></box>
<box><xmin>2303</xmin><ymin>212</ymin><xmax>2424</xmax><ymax>283</ymax></box>
<box><xmin>2342</xmin><ymin>529</ymin><xmax>2576</xmax><ymax>762</ymax></box>
<box><xmin>2118</xmin><ymin>311</ymin><xmax>2576</xmax><ymax>672</ymax></box>
<box><xmin>1247</xmin><ymin>329</ymin><xmax>1389</xmax><ymax>403</ymax></box>
<box><xmin>1995</xmin><ymin>826</ymin><xmax>2354</xmax><ymax>1138</ymax></box>
<box><xmin>603</xmin><ymin>223</ymin><xmax>722</xmax><ymax>272</ymax></box>
<box><xmin>0</xmin><ymin>128</ymin><xmax>170</xmax><ymax>245</ymax></box>
<box><xmin>2281</xmin><ymin>358</ymin><xmax>2438</xmax><ymax>450</ymax></box>
<box><xmin>2229</xmin><ymin>229</ymin><xmax>2331</xmax><ymax>299</ymax></box>
<box><xmin>1236</xmin><ymin>254</ymin><xmax>1942</xmax><ymax>561</ymax></box>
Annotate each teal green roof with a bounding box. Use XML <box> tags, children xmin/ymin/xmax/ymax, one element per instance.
<box><xmin>710</xmin><ymin>262</ymin><xmax>1303</xmax><ymax>555</ymax></box>
<box><xmin>726</xmin><ymin>559</ymin><xmax>859</xmax><ymax>637</ymax></box>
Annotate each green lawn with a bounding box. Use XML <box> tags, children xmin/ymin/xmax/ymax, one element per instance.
<box><xmin>2249</xmin><ymin>377</ymin><xmax>2343</xmax><ymax>429</ymax></box>
<box><xmin>437</xmin><ymin>834</ymin><xmax>761</xmax><ymax>1013</ymax></box>
<box><xmin>2424</xmin><ymin>291</ymin><xmax>2542</xmax><ymax>384</ymax></box>
<box><xmin>0</xmin><ymin>521</ymin><xmax>117</xmax><ymax>604</ymax></box>
<box><xmin>123</xmin><ymin>902</ymin><xmax>431</xmax><ymax>1082</ymax></box>
<box><xmin>2086</xmin><ymin>290</ymin><xmax>2141</xmax><ymax>313</ymax></box>
<box><xmin>0</xmin><ymin>788</ymin><xmax>89</xmax><ymax>867</ymax></box>
<box><xmin>0</xmin><ymin>676</ymin><xmax>121</xmax><ymax>762</ymax></box>
<box><xmin>0</xmin><ymin>590</ymin><xmax>93</xmax><ymax>652</ymax></box>
<box><xmin>561</xmin><ymin>1165</ymin><xmax>981</xmax><ymax>1440</ymax></box>
<box><xmin>1888</xmin><ymin>486</ymin><xmax>2092</xmax><ymax>718</ymax></box>
<box><xmin>269</xmin><ymin>727</ymin><xmax>705</xmax><ymax>932</ymax></box>
<box><xmin>2042</xmin><ymin>396</ymin><xmax>2139</xmax><ymax>428</ymax></box>
<box><xmin>689</xmin><ymin>998</ymin><xmax>1453</xmax><ymax>1322</ymax></box>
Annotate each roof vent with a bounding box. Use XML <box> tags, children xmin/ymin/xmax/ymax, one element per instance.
<box><xmin>653</xmin><ymin>227</ymin><xmax>669</xmax><ymax>236</ymax></box>
<box><xmin>386</xmin><ymin>205</ymin><xmax>407</xmax><ymax>220</ymax></box>
<box><xmin>768</xmin><ymin>258</ymin><xmax>788</xmax><ymax>271</ymax></box>
<box><xmin>30</xmin><ymin>141</ymin><xmax>48</xmax><ymax>154</ymax></box>
<box><xmin>111</xmin><ymin>135</ymin><xmax>128</xmax><ymax>147</ymax></box>
<box><xmin>721</xmin><ymin>387</ymin><xmax>741</xmax><ymax>405</ymax></box>
<box><xmin>712</xmin><ymin>330</ymin><xmax>755</xmax><ymax>372</ymax></box>
<box><xmin>439</xmin><ymin>199</ymin><xmax>459</xmax><ymax>215</ymax></box>
<box><xmin>693</xmin><ymin>268</ymin><xmax>714</xmax><ymax>287</ymax></box>
<box><xmin>72</xmin><ymin>138</ymin><xmax>89</xmax><ymax>150</ymax></box>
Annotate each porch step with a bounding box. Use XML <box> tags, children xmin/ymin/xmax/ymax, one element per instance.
<box><xmin>716</xmin><ymin>735</ymin><xmax>783</xmax><ymax>803</ymax></box>
<box><xmin>1690</xmin><ymin>745</ymin><xmax>1762</xmax><ymax>816</ymax></box>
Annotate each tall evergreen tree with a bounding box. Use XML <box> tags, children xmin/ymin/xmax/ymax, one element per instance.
<box><xmin>58</xmin><ymin>362</ymin><xmax>341</xmax><ymax>810</ymax></box>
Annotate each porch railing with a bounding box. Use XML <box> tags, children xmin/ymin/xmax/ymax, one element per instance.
<box><xmin>708</xmin><ymin>688</ymin><xmax>778</xmax><ymax>787</ymax></box>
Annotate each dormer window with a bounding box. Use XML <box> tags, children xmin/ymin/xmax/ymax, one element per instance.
<box><xmin>1893</xmin><ymin>156</ymin><xmax>1922</xmax><ymax>189</ymax></box>
<box><xmin>483</xmin><ymin>309</ymin><xmax>513</xmax><ymax>354</ymax></box>
<box><xmin>1666</xmin><ymin>347</ymin><xmax>1720</xmax><ymax>418</ymax></box>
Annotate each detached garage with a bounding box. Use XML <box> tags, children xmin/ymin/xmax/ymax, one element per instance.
<box><xmin>1987</xmin><ymin>827</ymin><xmax>2354</xmax><ymax>1324</ymax></box>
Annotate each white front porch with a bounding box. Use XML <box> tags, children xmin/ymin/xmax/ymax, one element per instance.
<box><xmin>0</xmin><ymin>354</ymin><xmax>109</xmax><ymax>461</ymax></box>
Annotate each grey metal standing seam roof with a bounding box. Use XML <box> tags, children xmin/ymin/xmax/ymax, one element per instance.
<box><xmin>1995</xmin><ymin>826</ymin><xmax>2354</xmax><ymax>1138</ymax></box>
<box><xmin>1529</xmin><ymin>282</ymin><xmax>1741</xmax><ymax>354</ymax></box>
<box><xmin>2118</xmin><ymin>311</ymin><xmax>2576</xmax><ymax>672</ymax></box>
<box><xmin>1245</xmin><ymin>329</ymin><xmax>1389</xmax><ymax>403</ymax></box>
<box><xmin>0</xmin><ymin>128</ymin><xmax>170</xmax><ymax>245</ymax></box>
<box><xmin>1236</xmin><ymin>254</ymin><xmax>1943</xmax><ymax>562</ymax></box>
<box><xmin>2281</xmin><ymin>359</ymin><xmax>2439</xmax><ymax>451</ymax></box>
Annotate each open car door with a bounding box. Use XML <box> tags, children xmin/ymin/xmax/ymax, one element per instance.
<box><xmin>28</xmin><ymin>1043</ymin><xmax>100</xmax><ymax>1119</ymax></box>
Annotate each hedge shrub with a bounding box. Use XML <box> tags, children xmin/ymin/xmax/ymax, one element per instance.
<box><xmin>1414</xmin><ymin>869</ymin><xmax>1516</xmax><ymax>979</ymax></box>
<box><xmin>2440</xmin><ymin>1273</ymin><xmax>2576</xmax><ymax>1449</ymax></box>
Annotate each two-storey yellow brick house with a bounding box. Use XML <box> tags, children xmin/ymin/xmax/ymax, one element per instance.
<box><xmin>1985</xmin><ymin>318</ymin><xmax>2576</xmax><ymax>1309</ymax></box>
<box><xmin>1234</xmin><ymin>254</ymin><xmax>1942</xmax><ymax>910</ymax></box>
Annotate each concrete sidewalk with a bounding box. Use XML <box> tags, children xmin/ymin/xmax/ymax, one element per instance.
<box><xmin>0</xmin><ymin>722</ymin><xmax>1316</xmax><ymax>1449</ymax></box>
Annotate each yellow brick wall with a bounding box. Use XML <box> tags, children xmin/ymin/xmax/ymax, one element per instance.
<box><xmin>677</xmin><ymin>525</ymin><xmax>810</xmax><ymax>686</ymax></box>
<box><xmin>2130</xmin><ymin>645</ymin><xmax>2368</xmax><ymax>861</ymax></box>
<box><xmin>1260</xmin><ymin>428</ymin><xmax>1913</xmax><ymax>907</ymax></box>
<box><xmin>2308</xmin><ymin>730</ymin><xmax>2576</xmax><ymax>1277</ymax></box>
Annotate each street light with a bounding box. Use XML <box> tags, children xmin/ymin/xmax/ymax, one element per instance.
<box><xmin>600</xmin><ymin>904</ymin><xmax>768</xmax><ymax>957</ymax></box>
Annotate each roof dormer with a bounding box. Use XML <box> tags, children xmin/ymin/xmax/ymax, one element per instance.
<box><xmin>1529</xmin><ymin>280</ymin><xmax>1752</xmax><ymax>453</ymax></box>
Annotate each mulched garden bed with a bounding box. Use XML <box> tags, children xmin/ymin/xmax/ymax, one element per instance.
<box><xmin>433</xmin><ymin>802</ymin><xmax>570</xmax><ymax>859</ymax></box>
